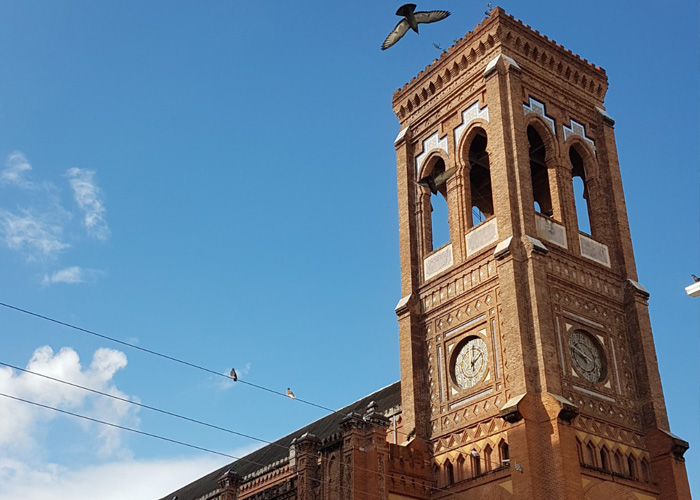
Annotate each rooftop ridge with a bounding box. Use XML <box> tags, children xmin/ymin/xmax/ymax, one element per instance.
<box><xmin>241</xmin><ymin>458</ymin><xmax>291</xmax><ymax>483</ymax></box>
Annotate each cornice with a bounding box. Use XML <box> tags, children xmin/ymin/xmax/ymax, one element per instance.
<box><xmin>392</xmin><ymin>7</ymin><xmax>609</xmax><ymax>124</ymax></box>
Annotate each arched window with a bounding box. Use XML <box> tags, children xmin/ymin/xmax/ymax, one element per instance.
<box><xmin>585</xmin><ymin>441</ymin><xmax>597</xmax><ymax>467</ymax></box>
<box><xmin>470</xmin><ymin>450</ymin><xmax>482</xmax><ymax>477</ymax></box>
<box><xmin>570</xmin><ymin>146</ymin><xmax>592</xmax><ymax>234</ymax></box>
<box><xmin>627</xmin><ymin>454</ymin><xmax>638</xmax><ymax>480</ymax></box>
<box><xmin>528</xmin><ymin>126</ymin><xmax>553</xmax><ymax>216</ymax></box>
<box><xmin>456</xmin><ymin>454</ymin><xmax>466</xmax><ymax>482</ymax></box>
<box><xmin>445</xmin><ymin>459</ymin><xmax>455</xmax><ymax>486</ymax></box>
<box><xmin>600</xmin><ymin>446</ymin><xmax>610</xmax><ymax>471</ymax></box>
<box><xmin>420</xmin><ymin>157</ymin><xmax>451</xmax><ymax>251</ymax></box>
<box><xmin>498</xmin><ymin>440</ymin><xmax>510</xmax><ymax>466</ymax></box>
<box><xmin>468</xmin><ymin>132</ymin><xmax>493</xmax><ymax>227</ymax></box>
<box><xmin>576</xmin><ymin>438</ymin><xmax>584</xmax><ymax>464</ymax></box>
<box><xmin>432</xmin><ymin>462</ymin><xmax>440</xmax><ymax>486</ymax></box>
<box><xmin>483</xmin><ymin>445</ymin><xmax>493</xmax><ymax>472</ymax></box>
<box><xmin>641</xmin><ymin>458</ymin><xmax>651</xmax><ymax>482</ymax></box>
<box><xmin>613</xmin><ymin>450</ymin><xmax>624</xmax><ymax>474</ymax></box>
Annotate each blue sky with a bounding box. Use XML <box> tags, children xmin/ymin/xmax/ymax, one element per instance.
<box><xmin>0</xmin><ymin>1</ymin><xmax>697</xmax><ymax>498</ymax></box>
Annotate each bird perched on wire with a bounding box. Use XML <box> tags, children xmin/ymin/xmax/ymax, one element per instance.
<box><xmin>229</xmin><ymin>368</ymin><xmax>238</xmax><ymax>381</ymax></box>
<box><xmin>415</xmin><ymin>167</ymin><xmax>457</xmax><ymax>195</ymax></box>
<box><xmin>286</xmin><ymin>387</ymin><xmax>296</xmax><ymax>400</ymax></box>
<box><xmin>382</xmin><ymin>4</ymin><xmax>451</xmax><ymax>50</ymax></box>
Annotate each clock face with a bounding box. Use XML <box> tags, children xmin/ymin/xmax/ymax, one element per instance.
<box><xmin>569</xmin><ymin>330</ymin><xmax>605</xmax><ymax>383</ymax></box>
<box><xmin>454</xmin><ymin>337</ymin><xmax>489</xmax><ymax>389</ymax></box>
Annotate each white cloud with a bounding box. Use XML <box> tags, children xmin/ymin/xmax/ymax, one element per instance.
<box><xmin>0</xmin><ymin>453</ymin><xmax>238</xmax><ymax>500</ymax></box>
<box><xmin>0</xmin><ymin>346</ymin><xmax>135</xmax><ymax>458</ymax></box>
<box><xmin>1</xmin><ymin>151</ymin><xmax>33</xmax><ymax>187</ymax></box>
<box><xmin>0</xmin><ymin>209</ymin><xmax>69</xmax><ymax>259</ymax></box>
<box><xmin>42</xmin><ymin>266</ymin><xmax>104</xmax><ymax>286</ymax></box>
<box><xmin>0</xmin><ymin>347</ymin><xmax>264</xmax><ymax>500</ymax></box>
<box><xmin>66</xmin><ymin>168</ymin><xmax>110</xmax><ymax>241</ymax></box>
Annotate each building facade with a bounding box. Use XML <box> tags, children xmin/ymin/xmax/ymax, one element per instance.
<box><xmin>161</xmin><ymin>8</ymin><xmax>691</xmax><ymax>500</ymax></box>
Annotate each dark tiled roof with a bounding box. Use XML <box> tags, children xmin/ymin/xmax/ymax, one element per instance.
<box><xmin>159</xmin><ymin>381</ymin><xmax>401</xmax><ymax>500</ymax></box>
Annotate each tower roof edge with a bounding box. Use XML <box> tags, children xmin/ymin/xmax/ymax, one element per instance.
<box><xmin>392</xmin><ymin>7</ymin><xmax>607</xmax><ymax>108</ymax></box>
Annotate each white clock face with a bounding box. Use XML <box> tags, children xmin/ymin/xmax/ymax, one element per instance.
<box><xmin>454</xmin><ymin>337</ymin><xmax>489</xmax><ymax>389</ymax></box>
<box><xmin>569</xmin><ymin>330</ymin><xmax>605</xmax><ymax>383</ymax></box>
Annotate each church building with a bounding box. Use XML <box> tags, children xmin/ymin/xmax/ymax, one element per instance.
<box><xmin>160</xmin><ymin>7</ymin><xmax>691</xmax><ymax>500</ymax></box>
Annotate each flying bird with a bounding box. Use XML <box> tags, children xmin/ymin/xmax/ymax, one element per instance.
<box><xmin>416</xmin><ymin>167</ymin><xmax>457</xmax><ymax>194</ymax></box>
<box><xmin>286</xmin><ymin>387</ymin><xmax>296</xmax><ymax>400</ymax></box>
<box><xmin>692</xmin><ymin>274</ymin><xmax>699</xmax><ymax>283</ymax></box>
<box><xmin>382</xmin><ymin>4</ymin><xmax>451</xmax><ymax>50</ymax></box>
<box><xmin>229</xmin><ymin>368</ymin><xmax>237</xmax><ymax>381</ymax></box>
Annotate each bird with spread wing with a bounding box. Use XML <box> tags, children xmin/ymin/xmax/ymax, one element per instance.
<box><xmin>382</xmin><ymin>4</ymin><xmax>451</xmax><ymax>50</ymax></box>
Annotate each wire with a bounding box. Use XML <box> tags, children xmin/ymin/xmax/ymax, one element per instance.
<box><xmin>0</xmin><ymin>360</ymin><xmax>282</xmax><ymax>450</ymax></box>
<box><xmin>0</xmin><ymin>391</ymin><xmax>249</xmax><ymax>463</ymax></box>
<box><xmin>0</xmin><ymin>301</ymin><xmax>334</xmax><ymax>413</ymax></box>
<box><xmin>0</xmin><ymin>301</ymin><xmax>471</xmax><ymax>452</ymax></box>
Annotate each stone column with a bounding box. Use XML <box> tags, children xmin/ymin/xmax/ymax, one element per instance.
<box><xmin>292</xmin><ymin>432</ymin><xmax>321</xmax><ymax>500</ymax></box>
<box><xmin>216</xmin><ymin>469</ymin><xmax>241</xmax><ymax>500</ymax></box>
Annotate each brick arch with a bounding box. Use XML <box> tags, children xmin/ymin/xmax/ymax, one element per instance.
<box><xmin>458</xmin><ymin>125</ymin><xmax>494</xmax><ymax>227</ymax></box>
<box><xmin>417</xmin><ymin>150</ymin><xmax>449</xmax><ymax>182</ymax></box>
<box><xmin>524</xmin><ymin>114</ymin><xmax>560</xmax><ymax>174</ymax></box>
<box><xmin>455</xmin><ymin>122</ymin><xmax>490</xmax><ymax>168</ymax></box>
<box><xmin>566</xmin><ymin>137</ymin><xmax>598</xmax><ymax>180</ymax></box>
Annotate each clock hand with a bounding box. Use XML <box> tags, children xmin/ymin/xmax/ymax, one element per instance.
<box><xmin>471</xmin><ymin>351</ymin><xmax>483</xmax><ymax>368</ymax></box>
<box><xmin>573</xmin><ymin>345</ymin><xmax>591</xmax><ymax>362</ymax></box>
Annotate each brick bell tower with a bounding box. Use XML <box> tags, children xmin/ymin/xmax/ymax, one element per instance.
<box><xmin>392</xmin><ymin>7</ymin><xmax>691</xmax><ymax>500</ymax></box>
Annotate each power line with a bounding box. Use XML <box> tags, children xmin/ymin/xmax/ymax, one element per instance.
<box><xmin>0</xmin><ymin>360</ymin><xmax>281</xmax><ymax>450</ymax></box>
<box><xmin>0</xmin><ymin>391</ymin><xmax>249</xmax><ymax>463</ymax></box>
<box><xmin>0</xmin><ymin>301</ymin><xmax>334</xmax><ymax>413</ymax></box>
<box><xmin>0</xmin><ymin>301</ymin><xmax>455</xmax><ymax>452</ymax></box>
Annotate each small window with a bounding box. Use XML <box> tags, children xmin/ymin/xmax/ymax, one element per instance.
<box><xmin>600</xmin><ymin>447</ymin><xmax>610</xmax><ymax>471</ymax></box>
<box><xmin>470</xmin><ymin>451</ymin><xmax>481</xmax><ymax>477</ymax></box>
<box><xmin>585</xmin><ymin>441</ymin><xmax>597</xmax><ymax>467</ymax></box>
<box><xmin>641</xmin><ymin>458</ymin><xmax>651</xmax><ymax>483</ymax></box>
<box><xmin>613</xmin><ymin>450</ymin><xmax>624</xmax><ymax>474</ymax></box>
<box><xmin>456</xmin><ymin>454</ymin><xmax>466</xmax><ymax>482</ymax></box>
<box><xmin>445</xmin><ymin>459</ymin><xmax>454</xmax><ymax>486</ymax></box>
<box><xmin>499</xmin><ymin>440</ymin><xmax>510</xmax><ymax>465</ymax></box>
<box><xmin>576</xmin><ymin>439</ymin><xmax>584</xmax><ymax>464</ymax></box>
<box><xmin>627</xmin><ymin>455</ymin><xmax>638</xmax><ymax>480</ymax></box>
<box><xmin>483</xmin><ymin>445</ymin><xmax>493</xmax><ymax>472</ymax></box>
